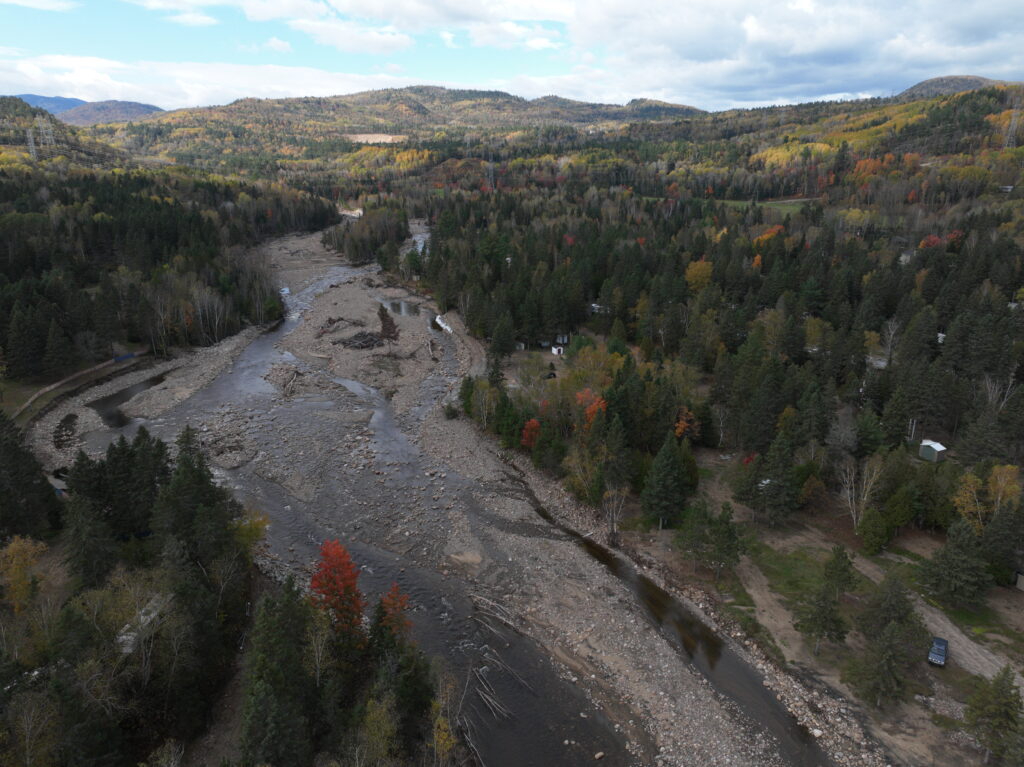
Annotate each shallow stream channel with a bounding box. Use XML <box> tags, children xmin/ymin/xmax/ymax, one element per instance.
<box><xmin>80</xmin><ymin>263</ymin><xmax>828</xmax><ymax>767</ymax></box>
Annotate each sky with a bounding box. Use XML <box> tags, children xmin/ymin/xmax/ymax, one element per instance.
<box><xmin>0</xmin><ymin>0</ymin><xmax>1022</xmax><ymax>111</ymax></box>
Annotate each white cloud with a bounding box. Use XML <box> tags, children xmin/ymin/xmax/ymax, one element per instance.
<box><xmin>467</xmin><ymin>20</ymin><xmax>561</xmax><ymax>50</ymax></box>
<box><xmin>238</xmin><ymin>36</ymin><xmax>292</xmax><ymax>53</ymax></box>
<box><xmin>167</xmin><ymin>11</ymin><xmax>217</xmax><ymax>24</ymax></box>
<box><xmin>0</xmin><ymin>0</ymin><xmax>75</xmax><ymax>9</ymax></box>
<box><xmin>289</xmin><ymin>17</ymin><xmax>412</xmax><ymax>54</ymax></box>
<box><xmin>9</xmin><ymin>0</ymin><xmax>1024</xmax><ymax>110</ymax></box>
<box><xmin>265</xmin><ymin>36</ymin><xmax>292</xmax><ymax>52</ymax></box>
<box><xmin>0</xmin><ymin>54</ymin><xmax>426</xmax><ymax>108</ymax></box>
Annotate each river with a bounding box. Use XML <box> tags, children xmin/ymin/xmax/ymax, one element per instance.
<box><xmin>79</xmin><ymin>244</ymin><xmax>828</xmax><ymax>767</ymax></box>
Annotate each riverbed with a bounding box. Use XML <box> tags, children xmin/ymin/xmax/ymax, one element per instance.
<box><xmin>29</xmin><ymin>230</ymin><xmax>887</xmax><ymax>767</ymax></box>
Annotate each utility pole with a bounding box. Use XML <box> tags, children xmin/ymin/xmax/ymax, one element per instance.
<box><xmin>25</xmin><ymin>127</ymin><xmax>37</xmax><ymax>161</ymax></box>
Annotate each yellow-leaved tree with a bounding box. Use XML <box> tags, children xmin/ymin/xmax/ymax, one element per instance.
<box><xmin>0</xmin><ymin>536</ymin><xmax>47</xmax><ymax>615</ymax></box>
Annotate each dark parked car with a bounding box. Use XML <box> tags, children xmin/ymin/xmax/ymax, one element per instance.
<box><xmin>928</xmin><ymin>637</ymin><xmax>948</xmax><ymax>667</ymax></box>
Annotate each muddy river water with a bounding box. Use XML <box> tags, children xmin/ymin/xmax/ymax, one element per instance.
<box><xmin>80</xmin><ymin>262</ymin><xmax>828</xmax><ymax>766</ymax></box>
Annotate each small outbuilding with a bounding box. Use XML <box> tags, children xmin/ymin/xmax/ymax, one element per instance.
<box><xmin>919</xmin><ymin>439</ymin><xmax>947</xmax><ymax>462</ymax></box>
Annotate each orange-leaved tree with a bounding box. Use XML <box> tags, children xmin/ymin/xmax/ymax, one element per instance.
<box><xmin>521</xmin><ymin>418</ymin><xmax>541</xmax><ymax>449</ymax></box>
<box><xmin>378</xmin><ymin>582</ymin><xmax>412</xmax><ymax>639</ymax></box>
<box><xmin>310</xmin><ymin>539</ymin><xmax>366</xmax><ymax>641</ymax></box>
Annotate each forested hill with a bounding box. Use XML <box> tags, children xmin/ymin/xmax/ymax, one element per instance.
<box><xmin>309</xmin><ymin>82</ymin><xmax>1024</xmax><ymax>578</ymax></box>
<box><xmin>86</xmin><ymin>86</ymin><xmax>702</xmax><ymax>174</ymax></box>
<box><xmin>0</xmin><ymin>96</ymin><xmax>339</xmax><ymax>386</ymax></box>
<box><xmin>0</xmin><ymin>96</ymin><xmax>131</xmax><ymax>168</ymax></box>
<box><xmin>59</xmin><ymin>99</ymin><xmax>164</xmax><ymax>127</ymax></box>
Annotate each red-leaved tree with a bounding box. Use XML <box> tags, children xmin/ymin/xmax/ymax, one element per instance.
<box><xmin>310</xmin><ymin>539</ymin><xmax>366</xmax><ymax>641</ymax></box>
<box><xmin>521</xmin><ymin>418</ymin><xmax>541</xmax><ymax>449</ymax></box>
<box><xmin>378</xmin><ymin>582</ymin><xmax>412</xmax><ymax>640</ymax></box>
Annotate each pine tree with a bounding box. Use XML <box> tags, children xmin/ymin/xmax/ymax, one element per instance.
<box><xmin>241</xmin><ymin>579</ymin><xmax>313</xmax><ymax>767</ymax></box>
<box><xmin>794</xmin><ymin>585</ymin><xmax>847</xmax><ymax>655</ymax></box>
<box><xmin>0</xmin><ymin>410</ymin><xmax>59</xmax><ymax>537</ymax></box>
<box><xmin>965</xmin><ymin>665</ymin><xmax>1022</xmax><ymax>764</ymax></box>
<box><xmin>63</xmin><ymin>496</ymin><xmax>115</xmax><ymax>588</ymax></box>
<box><xmin>845</xmin><ymin>622</ymin><xmax>915</xmax><ymax>708</ymax></box>
<box><xmin>823</xmin><ymin>545</ymin><xmax>856</xmax><ymax>599</ymax></box>
<box><xmin>923</xmin><ymin>518</ymin><xmax>992</xmax><ymax>606</ymax></box>
<box><xmin>42</xmin><ymin>317</ymin><xmax>73</xmax><ymax>380</ymax></box>
<box><xmin>641</xmin><ymin>432</ymin><xmax>686</xmax><ymax>528</ymax></box>
<box><xmin>706</xmin><ymin>503</ymin><xmax>743</xmax><ymax>582</ymax></box>
<box><xmin>857</xmin><ymin>506</ymin><xmax>891</xmax><ymax>555</ymax></box>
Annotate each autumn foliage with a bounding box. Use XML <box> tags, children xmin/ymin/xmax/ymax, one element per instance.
<box><xmin>521</xmin><ymin>418</ymin><xmax>541</xmax><ymax>449</ymax></box>
<box><xmin>674</xmin><ymin>407</ymin><xmax>701</xmax><ymax>440</ymax></box>
<box><xmin>575</xmin><ymin>388</ymin><xmax>607</xmax><ymax>429</ymax></box>
<box><xmin>311</xmin><ymin>539</ymin><xmax>366</xmax><ymax>638</ymax></box>
<box><xmin>378</xmin><ymin>582</ymin><xmax>412</xmax><ymax>639</ymax></box>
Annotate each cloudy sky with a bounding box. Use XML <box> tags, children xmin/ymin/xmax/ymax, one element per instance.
<box><xmin>0</xmin><ymin>0</ymin><xmax>1022</xmax><ymax>111</ymax></box>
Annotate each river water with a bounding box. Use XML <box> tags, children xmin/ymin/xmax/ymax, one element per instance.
<box><xmin>81</xmin><ymin>261</ymin><xmax>828</xmax><ymax>767</ymax></box>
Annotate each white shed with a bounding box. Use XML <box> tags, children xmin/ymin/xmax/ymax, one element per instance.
<box><xmin>919</xmin><ymin>439</ymin><xmax>947</xmax><ymax>462</ymax></box>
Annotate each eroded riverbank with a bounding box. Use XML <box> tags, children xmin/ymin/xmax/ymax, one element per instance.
<box><xmin>28</xmin><ymin>229</ymin><xmax>887</xmax><ymax>766</ymax></box>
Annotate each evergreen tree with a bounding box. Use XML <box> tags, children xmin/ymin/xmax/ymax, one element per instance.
<box><xmin>706</xmin><ymin>503</ymin><xmax>743</xmax><ymax>582</ymax></box>
<box><xmin>965</xmin><ymin>665</ymin><xmax>1022</xmax><ymax>764</ymax></box>
<box><xmin>823</xmin><ymin>545</ymin><xmax>856</xmax><ymax>599</ymax></box>
<box><xmin>844</xmin><ymin>622</ymin><xmax>917</xmax><ymax>708</ymax></box>
<box><xmin>759</xmin><ymin>431</ymin><xmax>798</xmax><ymax>526</ymax></box>
<box><xmin>923</xmin><ymin>518</ymin><xmax>992</xmax><ymax>607</ymax></box>
<box><xmin>42</xmin><ymin>317</ymin><xmax>73</xmax><ymax>380</ymax></box>
<box><xmin>63</xmin><ymin>496</ymin><xmax>115</xmax><ymax>588</ymax></box>
<box><xmin>982</xmin><ymin>507</ymin><xmax>1024</xmax><ymax>585</ymax></box>
<box><xmin>641</xmin><ymin>432</ymin><xmax>686</xmax><ymax>528</ymax></box>
<box><xmin>857</xmin><ymin>506</ymin><xmax>891</xmax><ymax>555</ymax></box>
<box><xmin>0</xmin><ymin>410</ymin><xmax>59</xmax><ymax>537</ymax></box>
<box><xmin>241</xmin><ymin>579</ymin><xmax>314</xmax><ymax>767</ymax></box>
<box><xmin>794</xmin><ymin>585</ymin><xmax>847</xmax><ymax>655</ymax></box>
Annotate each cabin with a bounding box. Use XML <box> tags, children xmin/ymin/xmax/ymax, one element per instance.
<box><xmin>555</xmin><ymin>333</ymin><xmax>569</xmax><ymax>345</ymax></box>
<box><xmin>919</xmin><ymin>439</ymin><xmax>947</xmax><ymax>463</ymax></box>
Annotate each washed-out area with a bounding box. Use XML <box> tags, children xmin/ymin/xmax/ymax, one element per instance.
<box><xmin>28</xmin><ymin>228</ymin><xmax>891</xmax><ymax>767</ymax></box>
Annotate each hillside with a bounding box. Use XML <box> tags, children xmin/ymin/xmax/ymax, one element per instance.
<box><xmin>59</xmin><ymin>99</ymin><xmax>164</xmax><ymax>126</ymax></box>
<box><xmin>13</xmin><ymin>93</ymin><xmax>86</xmax><ymax>113</ymax></box>
<box><xmin>87</xmin><ymin>85</ymin><xmax>702</xmax><ymax>166</ymax></box>
<box><xmin>0</xmin><ymin>96</ymin><xmax>131</xmax><ymax>167</ymax></box>
<box><xmin>898</xmin><ymin>75</ymin><xmax>1013</xmax><ymax>100</ymax></box>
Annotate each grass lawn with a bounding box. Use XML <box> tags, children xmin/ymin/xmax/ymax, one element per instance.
<box><xmin>719</xmin><ymin>198</ymin><xmax>810</xmax><ymax>217</ymax></box>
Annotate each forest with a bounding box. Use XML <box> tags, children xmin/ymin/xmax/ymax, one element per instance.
<box><xmin>0</xmin><ymin>413</ymin><xmax>450</xmax><ymax>766</ymax></box>
<box><xmin>0</xmin><ymin>98</ymin><xmax>338</xmax><ymax>387</ymax></box>
<box><xmin>2</xmin><ymin>81</ymin><xmax>1024</xmax><ymax>762</ymax></box>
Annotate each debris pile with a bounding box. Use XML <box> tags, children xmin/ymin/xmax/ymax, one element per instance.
<box><xmin>336</xmin><ymin>331</ymin><xmax>384</xmax><ymax>349</ymax></box>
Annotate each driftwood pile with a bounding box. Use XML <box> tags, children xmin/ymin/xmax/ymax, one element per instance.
<box><xmin>335</xmin><ymin>331</ymin><xmax>384</xmax><ymax>349</ymax></box>
<box><xmin>315</xmin><ymin>316</ymin><xmax>366</xmax><ymax>339</ymax></box>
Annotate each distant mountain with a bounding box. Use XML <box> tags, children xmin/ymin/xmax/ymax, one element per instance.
<box><xmin>14</xmin><ymin>94</ymin><xmax>87</xmax><ymax>114</ymax></box>
<box><xmin>897</xmin><ymin>75</ymin><xmax>1015</xmax><ymax>100</ymax></box>
<box><xmin>59</xmin><ymin>100</ymin><xmax>164</xmax><ymax>126</ymax></box>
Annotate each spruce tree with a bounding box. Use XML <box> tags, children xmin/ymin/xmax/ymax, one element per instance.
<box><xmin>42</xmin><ymin>317</ymin><xmax>73</xmax><ymax>380</ymax></box>
<box><xmin>965</xmin><ymin>665</ymin><xmax>1022</xmax><ymax>764</ymax></box>
<box><xmin>241</xmin><ymin>580</ymin><xmax>313</xmax><ymax>767</ymax></box>
<box><xmin>823</xmin><ymin>545</ymin><xmax>856</xmax><ymax>599</ymax></box>
<box><xmin>0</xmin><ymin>410</ymin><xmax>59</xmax><ymax>537</ymax></box>
<box><xmin>641</xmin><ymin>432</ymin><xmax>685</xmax><ymax>528</ymax></box>
<box><xmin>845</xmin><ymin>622</ymin><xmax>914</xmax><ymax>708</ymax></box>
<box><xmin>923</xmin><ymin>518</ymin><xmax>992</xmax><ymax>607</ymax></box>
<box><xmin>794</xmin><ymin>585</ymin><xmax>847</xmax><ymax>655</ymax></box>
<box><xmin>63</xmin><ymin>496</ymin><xmax>115</xmax><ymax>588</ymax></box>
